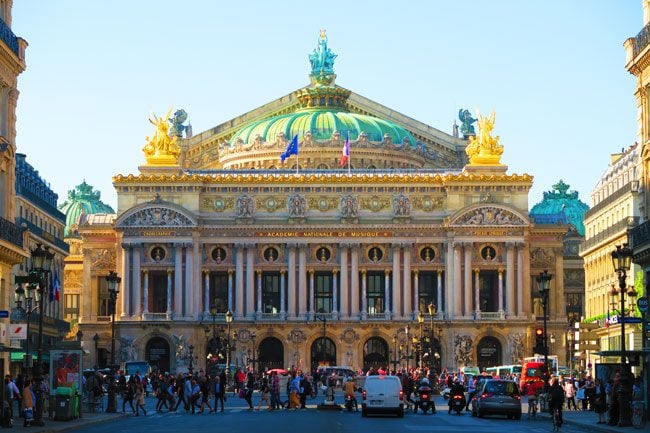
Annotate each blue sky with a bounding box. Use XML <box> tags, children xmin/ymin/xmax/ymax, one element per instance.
<box><xmin>12</xmin><ymin>1</ymin><xmax>640</xmax><ymax>210</ymax></box>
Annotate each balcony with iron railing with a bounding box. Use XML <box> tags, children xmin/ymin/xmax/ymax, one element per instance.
<box><xmin>0</xmin><ymin>18</ymin><xmax>19</xmax><ymax>58</ymax></box>
<box><xmin>633</xmin><ymin>21</ymin><xmax>650</xmax><ymax>58</ymax></box>
<box><xmin>630</xmin><ymin>218</ymin><xmax>650</xmax><ymax>254</ymax></box>
<box><xmin>580</xmin><ymin>218</ymin><xmax>636</xmax><ymax>253</ymax></box>
<box><xmin>0</xmin><ymin>215</ymin><xmax>24</xmax><ymax>249</ymax></box>
<box><xmin>15</xmin><ymin>217</ymin><xmax>69</xmax><ymax>253</ymax></box>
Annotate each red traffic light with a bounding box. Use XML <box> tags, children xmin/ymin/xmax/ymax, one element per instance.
<box><xmin>535</xmin><ymin>328</ymin><xmax>544</xmax><ymax>336</ymax></box>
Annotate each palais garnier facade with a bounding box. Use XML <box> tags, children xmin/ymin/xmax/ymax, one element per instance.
<box><xmin>70</xmin><ymin>32</ymin><xmax>569</xmax><ymax>375</ymax></box>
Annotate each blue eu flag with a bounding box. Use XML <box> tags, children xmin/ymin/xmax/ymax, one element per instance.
<box><xmin>280</xmin><ymin>134</ymin><xmax>299</xmax><ymax>162</ymax></box>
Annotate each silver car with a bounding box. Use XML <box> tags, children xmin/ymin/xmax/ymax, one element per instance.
<box><xmin>470</xmin><ymin>379</ymin><xmax>521</xmax><ymax>419</ymax></box>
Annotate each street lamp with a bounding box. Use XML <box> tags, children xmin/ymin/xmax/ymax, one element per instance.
<box><xmin>188</xmin><ymin>345</ymin><xmax>195</xmax><ymax>375</ymax></box>
<box><xmin>611</xmin><ymin>242</ymin><xmax>633</xmax><ymax>427</ymax></box>
<box><xmin>14</xmin><ymin>243</ymin><xmax>54</xmax><ymax>427</ymax></box>
<box><xmin>246</xmin><ymin>332</ymin><xmax>258</xmax><ymax>372</ymax></box>
<box><xmin>428</xmin><ymin>303</ymin><xmax>436</xmax><ymax>372</ymax></box>
<box><xmin>405</xmin><ymin>325</ymin><xmax>410</xmax><ymax>370</ymax></box>
<box><xmin>536</xmin><ymin>269</ymin><xmax>552</xmax><ymax>385</ymax></box>
<box><xmin>105</xmin><ymin>271</ymin><xmax>121</xmax><ymax>413</ymax></box>
<box><xmin>391</xmin><ymin>336</ymin><xmax>400</xmax><ymax>372</ymax></box>
<box><xmin>93</xmin><ymin>333</ymin><xmax>100</xmax><ymax>368</ymax></box>
<box><xmin>417</xmin><ymin>311</ymin><xmax>424</xmax><ymax>368</ymax></box>
<box><xmin>225</xmin><ymin>309</ymin><xmax>233</xmax><ymax>384</ymax></box>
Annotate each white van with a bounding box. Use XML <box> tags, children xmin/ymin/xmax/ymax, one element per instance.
<box><xmin>361</xmin><ymin>375</ymin><xmax>404</xmax><ymax>417</ymax></box>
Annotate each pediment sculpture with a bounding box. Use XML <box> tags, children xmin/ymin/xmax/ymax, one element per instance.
<box><xmin>121</xmin><ymin>206</ymin><xmax>194</xmax><ymax>227</ymax></box>
<box><xmin>453</xmin><ymin>206</ymin><xmax>525</xmax><ymax>226</ymax></box>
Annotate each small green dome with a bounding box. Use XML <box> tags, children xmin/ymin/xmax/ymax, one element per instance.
<box><xmin>58</xmin><ymin>180</ymin><xmax>115</xmax><ymax>237</ymax></box>
<box><xmin>530</xmin><ymin>180</ymin><xmax>589</xmax><ymax>236</ymax></box>
<box><xmin>229</xmin><ymin>109</ymin><xmax>416</xmax><ymax>147</ymax></box>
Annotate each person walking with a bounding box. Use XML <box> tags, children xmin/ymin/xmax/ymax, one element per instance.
<box><xmin>21</xmin><ymin>380</ymin><xmax>33</xmax><ymax>428</ymax></box>
<box><xmin>593</xmin><ymin>378</ymin><xmax>607</xmax><ymax>424</ymax></box>
<box><xmin>173</xmin><ymin>373</ymin><xmax>188</xmax><ymax>412</ymax></box>
<box><xmin>4</xmin><ymin>375</ymin><xmax>20</xmax><ymax>422</ymax></box>
<box><xmin>269</xmin><ymin>371</ymin><xmax>281</xmax><ymax>410</ymax></box>
<box><xmin>122</xmin><ymin>376</ymin><xmax>136</xmax><ymax>414</ymax></box>
<box><xmin>563</xmin><ymin>377</ymin><xmax>577</xmax><ymax>411</ymax></box>
<box><xmin>256</xmin><ymin>375</ymin><xmax>270</xmax><ymax>410</ymax></box>
<box><xmin>199</xmin><ymin>377</ymin><xmax>214</xmax><ymax>413</ymax></box>
<box><xmin>134</xmin><ymin>380</ymin><xmax>147</xmax><ymax>416</ymax></box>
<box><xmin>243</xmin><ymin>372</ymin><xmax>255</xmax><ymax>410</ymax></box>
<box><xmin>189</xmin><ymin>379</ymin><xmax>201</xmax><ymax>414</ymax></box>
<box><xmin>549</xmin><ymin>376</ymin><xmax>565</xmax><ymax>429</ymax></box>
<box><xmin>213</xmin><ymin>374</ymin><xmax>225</xmax><ymax>413</ymax></box>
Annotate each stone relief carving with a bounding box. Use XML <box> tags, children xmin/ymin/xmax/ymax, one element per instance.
<box><xmin>202</xmin><ymin>196</ymin><xmax>235</xmax><ymax>212</ymax></box>
<box><xmin>288</xmin><ymin>194</ymin><xmax>306</xmax><ymax>218</ymax></box>
<box><xmin>454</xmin><ymin>334</ymin><xmax>473</xmax><ymax>366</ymax></box>
<box><xmin>509</xmin><ymin>333</ymin><xmax>525</xmax><ymax>364</ymax></box>
<box><xmin>122</xmin><ymin>207</ymin><xmax>193</xmax><ymax>227</ymax></box>
<box><xmin>530</xmin><ymin>247</ymin><xmax>554</xmax><ymax>268</ymax></box>
<box><xmin>564</xmin><ymin>269</ymin><xmax>584</xmax><ymax>287</ymax></box>
<box><xmin>308</xmin><ymin>196</ymin><xmax>338</xmax><ymax>212</ymax></box>
<box><xmin>89</xmin><ymin>249</ymin><xmax>115</xmax><ymax>270</ymax></box>
<box><xmin>455</xmin><ymin>206</ymin><xmax>525</xmax><ymax>226</ymax></box>
<box><xmin>172</xmin><ymin>334</ymin><xmax>189</xmax><ymax>363</ymax></box>
<box><xmin>340</xmin><ymin>195</ymin><xmax>359</xmax><ymax>219</ymax></box>
<box><xmin>287</xmin><ymin>329</ymin><xmax>306</xmax><ymax>344</ymax></box>
<box><xmin>256</xmin><ymin>196</ymin><xmax>287</xmax><ymax>213</ymax></box>
<box><xmin>360</xmin><ymin>196</ymin><xmax>390</xmax><ymax>212</ymax></box>
<box><xmin>340</xmin><ymin>328</ymin><xmax>359</xmax><ymax>345</ymax></box>
<box><xmin>392</xmin><ymin>194</ymin><xmax>411</xmax><ymax>217</ymax></box>
<box><xmin>64</xmin><ymin>269</ymin><xmax>82</xmax><ymax>288</ymax></box>
<box><xmin>412</xmin><ymin>196</ymin><xmax>445</xmax><ymax>212</ymax></box>
<box><xmin>236</xmin><ymin>195</ymin><xmax>254</xmax><ymax>218</ymax></box>
<box><xmin>119</xmin><ymin>337</ymin><xmax>137</xmax><ymax>364</ymax></box>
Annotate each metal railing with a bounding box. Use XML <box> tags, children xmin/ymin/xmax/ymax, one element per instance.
<box><xmin>0</xmin><ymin>215</ymin><xmax>23</xmax><ymax>248</ymax></box>
<box><xmin>580</xmin><ymin>218</ymin><xmax>635</xmax><ymax>252</ymax></box>
<box><xmin>633</xmin><ymin>22</ymin><xmax>650</xmax><ymax>58</ymax></box>
<box><xmin>0</xmin><ymin>18</ymin><xmax>19</xmax><ymax>58</ymax></box>
<box><xmin>630</xmin><ymin>218</ymin><xmax>650</xmax><ymax>250</ymax></box>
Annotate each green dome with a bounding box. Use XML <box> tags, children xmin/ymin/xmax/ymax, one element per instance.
<box><xmin>530</xmin><ymin>180</ymin><xmax>589</xmax><ymax>236</ymax></box>
<box><xmin>229</xmin><ymin>109</ymin><xmax>416</xmax><ymax>147</ymax></box>
<box><xmin>58</xmin><ymin>180</ymin><xmax>115</xmax><ymax>237</ymax></box>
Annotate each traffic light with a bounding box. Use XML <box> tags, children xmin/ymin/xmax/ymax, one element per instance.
<box><xmin>533</xmin><ymin>327</ymin><xmax>546</xmax><ymax>355</ymax></box>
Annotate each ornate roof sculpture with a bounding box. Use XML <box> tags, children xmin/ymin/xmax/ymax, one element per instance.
<box><xmin>464</xmin><ymin>110</ymin><xmax>504</xmax><ymax>167</ymax></box>
<box><xmin>142</xmin><ymin>109</ymin><xmax>181</xmax><ymax>166</ymax></box>
<box><xmin>59</xmin><ymin>180</ymin><xmax>115</xmax><ymax>237</ymax></box>
<box><xmin>171</xmin><ymin>31</ymin><xmax>469</xmax><ymax>172</ymax></box>
<box><xmin>530</xmin><ymin>180</ymin><xmax>589</xmax><ymax>235</ymax></box>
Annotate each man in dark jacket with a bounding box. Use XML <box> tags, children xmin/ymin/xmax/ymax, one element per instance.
<box><xmin>549</xmin><ymin>376</ymin><xmax>565</xmax><ymax>427</ymax></box>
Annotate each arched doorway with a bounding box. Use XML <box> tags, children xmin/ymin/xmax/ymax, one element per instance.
<box><xmin>363</xmin><ymin>337</ymin><xmax>388</xmax><ymax>370</ymax></box>
<box><xmin>310</xmin><ymin>337</ymin><xmax>336</xmax><ymax>371</ymax></box>
<box><xmin>146</xmin><ymin>337</ymin><xmax>170</xmax><ymax>374</ymax></box>
<box><xmin>258</xmin><ymin>337</ymin><xmax>284</xmax><ymax>371</ymax></box>
<box><xmin>476</xmin><ymin>336</ymin><xmax>502</xmax><ymax>372</ymax></box>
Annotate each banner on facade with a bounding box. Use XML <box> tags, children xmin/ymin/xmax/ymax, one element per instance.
<box><xmin>8</xmin><ymin>324</ymin><xmax>26</xmax><ymax>340</ymax></box>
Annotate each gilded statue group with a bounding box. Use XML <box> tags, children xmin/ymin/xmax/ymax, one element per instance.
<box><xmin>142</xmin><ymin>108</ymin><xmax>182</xmax><ymax>162</ymax></box>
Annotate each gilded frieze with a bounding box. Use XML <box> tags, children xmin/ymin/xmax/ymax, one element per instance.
<box><xmin>452</xmin><ymin>206</ymin><xmax>525</xmax><ymax>226</ymax></box>
<box><xmin>255</xmin><ymin>196</ymin><xmax>287</xmax><ymax>213</ymax></box>
<box><xmin>360</xmin><ymin>195</ymin><xmax>390</xmax><ymax>212</ymax></box>
<box><xmin>202</xmin><ymin>197</ymin><xmax>235</xmax><ymax>212</ymax></box>
<box><xmin>89</xmin><ymin>248</ymin><xmax>115</xmax><ymax>270</ymax></box>
<box><xmin>530</xmin><ymin>247</ymin><xmax>554</xmax><ymax>268</ymax></box>
<box><xmin>308</xmin><ymin>196</ymin><xmax>338</xmax><ymax>212</ymax></box>
<box><xmin>412</xmin><ymin>196</ymin><xmax>445</xmax><ymax>212</ymax></box>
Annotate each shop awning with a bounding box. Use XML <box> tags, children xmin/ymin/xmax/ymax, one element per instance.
<box><xmin>9</xmin><ymin>352</ymin><xmax>50</xmax><ymax>362</ymax></box>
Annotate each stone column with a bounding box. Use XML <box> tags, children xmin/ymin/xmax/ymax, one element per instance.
<box><xmin>120</xmin><ymin>243</ymin><xmax>130</xmax><ymax>318</ymax></box>
<box><xmin>474</xmin><ymin>268</ymin><xmax>480</xmax><ymax>316</ymax></box>
<box><xmin>384</xmin><ymin>269</ymin><xmax>391</xmax><ymax>319</ymax></box>
<box><xmin>246</xmin><ymin>246</ymin><xmax>255</xmax><ymax>319</ymax></box>
<box><xmin>413</xmin><ymin>270</ymin><xmax>420</xmax><ymax>317</ymax></box>
<box><xmin>522</xmin><ymin>243</ymin><xmax>532</xmax><ymax>316</ymax></box>
<box><xmin>227</xmin><ymin>269</ymin><xmax>234</xmax><ymax>312</ymax></box>
<box><xmin>185</xmin><ymin>244</ymin><xmax>193</xmax><ymax>317</ymax></box>
<box><xmin>133</xmin><ymin>246</ymin><xmax>141</xmax><ymax>317</ymax></box>
<box><xmin>463</xmin><ymin>243</ymin><xmax>473</xmax><ymax>317</ymax></box>
<box><xmin>516</xmin><ymin>243</ymin><xmax>524</xmax><ymax>317</ymax></box>
<box><xmin>392</xmin><ymin>245</ymin><xmax>401</xmax><ymax>318</ymax></box>
<box><xmin>287</xmin><ymin>245</ymin><xmax>297</xmax><ymax>319</ymax></box>
<box><xmin>436</xmin><ymin>270</ymin><xmax>443</xmax><ymax>313</ymax></box>
<box><xmin>350</xmin><ymin>245</ymin><xmax>360</xmax><ymax>319</ymax></box>
<box><xmin>142</xmin><ymin>270</ymin><xmax>149</xmax><ymax>316</ymax></box>
<box><xmin>298</xmin><ymin>245</ymin><xmax>307</xmax><ymax>319</ymax></box>
<box><xmin>498</xmin><ymin>268</ymin><xmax>504</xmax><ymax>313</ymax></box>
<box><xmin>340</xmin><ymin>246</ymin><xmax>349</xmax><ymax>319</ymax></box>
<box><xmin>280</xmin><ymin>269</ymin><xmax>286</xmax><ymax>320</ymax></box>
<box><xmin>192</xmin><ymin>239</ymin><xmax>200</xmax><ymax>319</ymax></box>
<box><xmin>174</xmin><ymin>244</ymin><xmax>183</xmax><ymax>319</ymax></box>
<box><xmin>256</xmin><ymin>269</ymin><xmax>263</xmax><ymax>319</ymax></box>
<box><xmin>235</xmin><ymin>245</ymin><xmax>244</xmax><ymax>319</ymax></box>
<box><xmin>554</xmin><ymin>247</ymin><xmax>564</xmax><ymax>320</ymax></box>
<box><xmin>404</xmin><ymin>244</ymin><xmax>412</xmax><ymax>317</ymax></box>
<box><xmin>309</xmin><ymin>269</ymin><xmax>315</xmax><ymax>320</ymax></box>
<box><xmin>332</xmin><ymin>269</ymin><xmax>339</xmax><ymax>319</ymax></box>
<box><xmin>203</xmin><ymin>270</ymin><xmax>210</xmax><ymax>316</ymax></box>
<box><xmin>506</xmin><ymin>242</ymin><xmax>515</xmax><ymax>318</ymax></box>
<box><xmin>166</xmin><ymin>269</ymin><xmax>173</xmax><ymax>318</ymax></box>
<box><xmin>453</xmin><ymin>242</ymin><xmax>462</xmax><ymax>318</ymax></box>
<box><xmin>361</xmin><ymin>268</ymin><xmax>367</xmax><ymax>320</ymax></box>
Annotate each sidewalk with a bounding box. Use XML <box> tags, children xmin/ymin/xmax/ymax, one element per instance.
<box><xmin>533</xmin><ymin>407</ymin><xmax>650</xmax><ymax>433</ymax></box>
<box><xmin>5</xmin><ymin>408</ymin><xmax>126</xmax><ymax>433</ymax></box>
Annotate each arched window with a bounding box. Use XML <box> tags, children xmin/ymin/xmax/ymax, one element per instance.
<box><xmin>363</xmin><ymin>337</ymin><xmax>388</xmax><ymax>370</ymax></box>
<box><xmin>310</xmin><ymin>337</ymin><xmax>336</xmax><ymax>371</ymax></box>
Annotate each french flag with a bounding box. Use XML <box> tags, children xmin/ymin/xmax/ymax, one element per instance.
<box><xmin>340</xmin><ymin>133</ymin><xmax>350</xmax><ymax>167</ymax></box>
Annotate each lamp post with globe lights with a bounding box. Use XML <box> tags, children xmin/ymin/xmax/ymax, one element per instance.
<box><xmin>536</xmin><ymin>270</ymin><xmax>552</xmax><ymax>386</ymax></box>
<box><xmin>105</xmin><ymin>271</ymin><xmax>121</xmax><ymax>413</ymax></box>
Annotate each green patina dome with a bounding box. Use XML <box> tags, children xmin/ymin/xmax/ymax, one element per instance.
<box><xmin>530</xmin><ymin>180</ymin><xmax>589</xmax><ymax>236</ymax></box>
<box><xmin>229</xmin><ymin>109</ymin><xmax>416</xmax><ymax>147</ymax></box>
<box><xmin>58</xmin><ymin>180</ymin><xmax>115</xmax><ymax>237</ymax></box>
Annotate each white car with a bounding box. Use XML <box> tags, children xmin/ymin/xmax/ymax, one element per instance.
<box><xmin>361</xmin><ymin>375</ymin><xmax>404</xmax><ymax>418</ymax></box>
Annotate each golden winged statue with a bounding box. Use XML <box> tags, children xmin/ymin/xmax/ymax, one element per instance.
<box><xmin>142</xmin><ymin>108</ymin><xmax>181</xmax><ymax>165</ymax></box>
<box><xmin>465</xmin><ymin>110</ymin><xmax>504</xmax><ymax>166</ymax></box>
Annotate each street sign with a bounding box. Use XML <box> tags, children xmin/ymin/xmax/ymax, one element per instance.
<box><xmin>0</xmin><ymin>310</ymin><xmax>9</xmax><ymax>318</ymax></box>
<box><xmin>579</xmin><ymin>322</ymin><xmax>599</xmax><ymax>329</ymax></box>
<box><xmin>624</xmin><ymin>317</ymin><xmax>642</xmax><ymax>324</ymax></box>
<box><xmin>580</xmin><ymin>331</ymin><xmax>599</xmax><ymax>341</ymax></box>
<box><xmin>578</xmin><ymin>344</ymin><xmax>600</xmax><ymax>351</ymax></box>
<box><xmin>638</xmin><ymin>297</ymin><xmax>649</xmax><ymax>312</ymax></box>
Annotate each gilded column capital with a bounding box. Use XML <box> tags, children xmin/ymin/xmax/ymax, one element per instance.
<box><xmin>166</xmin><ymin>269</ymin><xmax>173</xmax><ymax>275</ymax></box>
<box><xmin>498</xmin><ymin>268</ymin><xmax>505</xmax><ymax>275</ymax></box>
<box><xmin>228</xmin><ymin>268</ymin><xmax>234</xmax><ymax>276</ymax></box>
<box><xmin>413</xmin><ymin>269</ymin><xmax>419</xmax><ymax>276</ymax></box>
<box><xmin>308</xmin><ymin>268</ymin><xmax>315</xmax><ymax>275</ymax></box>
<box><xmin>436</xmin><ymin>269</ymin><xmax>443</xmax><ymax>276</ymax></box>
<box><xmin>256</xmin><ymin>269</ymin><xmax>263</xmax><ymax>276</ymax></box>
<box><xmin>142</xmin><ymin>269</ymin><xmax>149</xmax><ymax>275</ymax></box>
<box><xmin>361</xmin><ymin>268</ymin><xmax>367</xmax><ymax>276</ymax></box>
<box><xmin>473</xmin><ymin>268</ymin><xmax>480</xmax><ymax>275</ymax></box>
<box><xmin>203</xmin><ymin>269</ymin><xmax>210</xmax><ymax>276</ymax></box>
<box><xmin>280</xmin><ymin>269</ymin><xmax>287</xmax><ymax>275</ymax></box>
<box><xmin>384</xmin><ymin>269</ymin><xmax>391</xmax><ymax>276</ymax></box>
<box><xmin>331</xmin><ymin>268</ymin><xmax>339</xmax><ymax>276</ymax></box>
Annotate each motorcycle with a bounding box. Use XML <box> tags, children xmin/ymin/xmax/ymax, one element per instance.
<box><xmin>451</xmin><ymin>394</ymin><xmax>465</xmax><ymax>415</ymax></box>
<box><xmin>344</xmin><ymin>394</ymin><xmax>357</xmax><ymax>412</ymax></box>
<box><xmin>413</xmin><ymin>384</ymin><xmax>435</xmax><ymax>414</ymax></box>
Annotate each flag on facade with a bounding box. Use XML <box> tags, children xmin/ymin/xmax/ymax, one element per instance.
<box><xmin>605</xmin><ymin>309</ymin><xmax>610</xmax><ymax>328</ymax></box>
<box><xmin>280</xmin><ymin>134</ymin><xmax>299</xmax><ymax>162</ymax></box>
<box><xmin>340</xmin><ymin>133</ymin><xmax>350</xmax><ymax>167</ymax></box>
<box><xmin>54</xmin><ymin>272</ymin><xmax>61</xmax><ymax>302</ymax></box>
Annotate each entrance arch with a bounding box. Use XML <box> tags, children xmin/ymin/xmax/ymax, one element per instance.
<box><xmin>363</xmin><ymin>337</ymin><xmax>388</xmax><ymax>370</ymax></box>
<box><xmin>145</xmin><ymin>337</ymin><xmax>171</xmax><ymax>373</ymax></box>
<box><xmin>259</xmin><ymin>337</ymin><xmax>284</xmax><ymax>371</ymax></box>
<box><xmin>476</xmin><ymin>336</ymin><xmax>502</xmax><ymax>372</ymax></box>
<box><xmin>310</xmin><ymin>337</ymin><xmax>336</xmax><ymax>371</ymax></box>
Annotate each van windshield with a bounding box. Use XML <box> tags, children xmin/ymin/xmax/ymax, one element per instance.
<box><xmin>525</xmin><ymin>367</ymin><xmax>543</xmax><ymax>378</ymax></box>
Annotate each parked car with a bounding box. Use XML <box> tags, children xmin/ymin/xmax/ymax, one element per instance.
<box><xmin>470</xmin><ymin>379</ymin><xmax>521</xmax><ymax>419</ymax></box>
<box><xmin>361</xmin><ymin>375</ymin><xmax>404</xmax><ymax>418</ymax></box>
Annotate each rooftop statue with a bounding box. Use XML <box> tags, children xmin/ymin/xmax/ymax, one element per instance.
<box><xmin>458</xmin><ymin>109</ymin><xmax>477</xmax><ymax>136</ymax></box>
<box><xmin>169</xmin><ymin>109</ymin><xmax>188</xmax><ymax>138</ymax></box>
<box><xmin>142</xmin><ymin>108</ymin><xmax>181</xmax><ymax>165</ymax></box>
<box><xmin>309</xmin><ymin>29</ymin><xmax>337</xmax><ymax>77</ymax></box>
<box><xmin>465</xmin><ymin>110</ymin><xmax>504</xmax><ymax>165</ymax></box>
